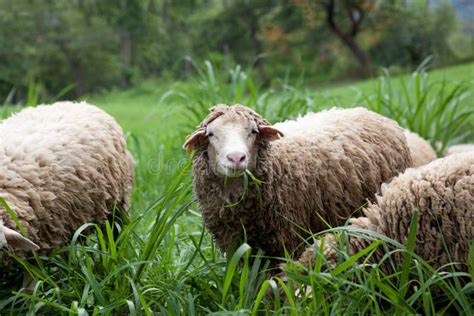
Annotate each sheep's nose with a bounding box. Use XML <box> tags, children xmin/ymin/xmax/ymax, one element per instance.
<box><xmin>226</xmin><ymin>152</ymin><xmax>247</xmax><ymax>164</ymax></box>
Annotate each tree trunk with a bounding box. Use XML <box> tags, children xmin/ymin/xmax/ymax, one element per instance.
<box><xmin>120</xmin><ymin>30</ymin><xmax>132</xmax><ymax>88</ymax></box>
<box><xmin>71</xmin><ymin>59</ymin><xmax>85</xmax><ymax>97</ymax></box>
<box><xmin>249</xmin><ymin>19</ymin><xmax>267</xmax><ymax>84</ymax></box>
<box><xmin>323</xmin><ymin>0</ymin><xmax>371</xmax><ymax>76</ymax></box>
<box><xmin>329</xmin><ymin>24</ymin><xmax>370</xmax><ymax>75</ymax></box>
<box><xmin>58</xmin><ymin>42</ymin><xmax>85</xmax><ymax>96</ymax></box>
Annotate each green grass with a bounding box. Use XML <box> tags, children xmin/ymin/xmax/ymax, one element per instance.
<box><xmin>0</xmin><ymin>61</ymin><xmax>473</xmax><ymax>314</ymax></box>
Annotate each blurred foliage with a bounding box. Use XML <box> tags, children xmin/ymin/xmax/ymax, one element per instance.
<box><xmin>369</xmin><ymin>1</ymin><xmax>465</xmax><ymax>67</ymax></box>
<box><xmin>0</xmin><ymin>0</ymin><xmax>472</xmax><ymax>102</ymax></box>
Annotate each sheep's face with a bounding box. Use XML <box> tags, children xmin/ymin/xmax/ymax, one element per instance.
<box><xmin>184</xmin><ymin>107</ymin><xmax>283</xmax><ymax>177</ymax></box>
<box><xmin>206</xmin><ymin>116</ymin><xmax>261</xmax><ymax>177</ymax></box>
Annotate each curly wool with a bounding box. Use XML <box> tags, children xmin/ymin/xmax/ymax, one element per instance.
<box><xmin>192</xmin><ymin>105</ymin><xmax>413</xmax><ymax>260</ymax></box>
<box><xmin>404</xmin><ymin>130</ymin><xmax>437</xmax><ymax>167</ymax></box>
<box><xmin>444</xmin><ymin>144</ymin><xmax>474</xmax><ymax>156</ymax></box>
<box><xmin>0</xmin><ymin>101</ymin><xmax>135</xmax><ymax>262</ymax></box>
<box><xmin>298</xmin><ymin>152</ymin><xmax>474</xmax><ymax>271</ymax></box>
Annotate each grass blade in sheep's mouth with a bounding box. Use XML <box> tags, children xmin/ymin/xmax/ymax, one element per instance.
<box><xmin>223</xmin><ymin>169</ymin><xmax>265</xmax><ymax>208</ymax></box>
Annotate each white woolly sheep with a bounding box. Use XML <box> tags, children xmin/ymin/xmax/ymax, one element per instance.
<box><xmin>296</xmin><ymin>152</ymin><xmax>474</xmax><ymax>272</ymax></box>
<box><xmin>0</xmin><ymin>101</ymin><xmax>135</xmax><ymax>265</ymax></box>
<box><xmin>444</xmin><ymin>144</ymin><xmax>474</xmax><ymax>156</ymax></box>
<box><xmin>183</xmin><ymin>105</ymin><xmax>413</xmax><ymax>263</ymax></box>
<box><xmin>404</xmin><ymin>130</ymin><xmax>437</xmax><ymax>167</ymax></box>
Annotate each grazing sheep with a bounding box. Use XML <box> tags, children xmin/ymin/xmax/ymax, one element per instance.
<box><xmin>184</xmin><ymin>105</ymin><xmax>413</xmax><ymax>262</ymax></box>
<box><xmin>444</xmin><ymin>144</ymin><xmax>474</xmax><ymax>156</ymax></box>
<box><xmin>0</xmin><ymin>101</ymin><xmax>135</xmax><ymax>264</ymax></box>
<box><xmin>296</xmin><ymin>152</ymin><xmax>474</xmax><ymax>272</ymax></box>
<box><xmin>404</xmin><ymin>130</ymin><xmax>437</xmax><ymax>167</ymax></box>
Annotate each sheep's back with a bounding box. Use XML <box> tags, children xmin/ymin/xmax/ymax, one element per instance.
<box><xmin>369</xmin><ymin>153</ymin><xmax>474</xmax><ymax>268</ymax></box>
<box><xmin>267</xmin><ymin>107</ymin><xmax>412</xmax><ymax>229</ymax></box>
<box><xmin>445</xmin><ymin>144</ymin><xmax>474</xmax><ymax>156</ymax></box>
<box><xmin>404</xmin><ymin>130</ymin><xmax>437</xmax><ymax>167</ymax></box>
<box><xmin>0</xmin><ymin>102</ymin><xmax>135</xmax><ymax>253</ymax></box>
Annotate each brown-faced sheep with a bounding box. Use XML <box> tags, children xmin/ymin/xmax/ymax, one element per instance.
<box><xmin>184</xmin><ymin>105</ymin><xmax>413</xmax><ymax>263</ymax></box>
<box><xmin>0</xmin><ymin>101</ymin><xmax>135</xmax><ymax>265</ymax></box>
<box><xmin>295</xmin><ymin>152</ymin><xmax>474</xmax><ymax>272</ymax></box>
<box><xmin>404</xmin><ymin>130</ymin><xmax>437</xmax><ymax>167</ymax></box>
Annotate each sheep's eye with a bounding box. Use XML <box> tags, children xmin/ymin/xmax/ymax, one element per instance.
<box><xmin>248</xmin><ymin>129</ymin><xmax>258</xmax><ymax>138</ymax></box>
<box><xmin>207</xmin><ymin>132</ymin><xmax>214</xmax><ymax>137</ymax></box>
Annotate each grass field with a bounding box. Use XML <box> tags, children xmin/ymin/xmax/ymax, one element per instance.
<box><xmin>1</xmin><ymin>62</ymin><xmax>473</xmax><ymax>314</ymax></box>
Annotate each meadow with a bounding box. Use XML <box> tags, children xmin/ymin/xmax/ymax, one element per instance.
<box><xmin>0</xmin><ymin>62</ymin><xmax>473</xmax><ymax>315</ymax></box>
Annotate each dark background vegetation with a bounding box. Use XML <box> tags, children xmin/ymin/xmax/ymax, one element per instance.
<box><xmin>1</xmin><ymin>0</ymin><xmax>473</xmax><ymax>103</ymax></box>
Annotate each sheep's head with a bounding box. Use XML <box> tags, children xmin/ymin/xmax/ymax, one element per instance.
<box><xmin>184</xmin><ymin>104</ymin><xmax>283</xmax><ymax>177</ymax></box>
<box><xmin>0</xmin><ymin>221</ymin><xmax>39</xmax><ymax>252</ymax></box>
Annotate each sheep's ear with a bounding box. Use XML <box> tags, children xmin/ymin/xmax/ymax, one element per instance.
<box><xmin>259</xmin><ymin>126</ymin><xmax>284</xmax><ymax>142</ymax></box>
<box><xmin>183</xmin><ymin>129</ymin><xmax>207</xmax><ymax>154</ymax></box>
<box><xmin>3</xmin><ymin>226</ymin><xmax>39</xmax><ymax>251</ymax></box>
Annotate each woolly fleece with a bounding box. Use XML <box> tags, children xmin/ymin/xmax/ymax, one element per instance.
<box><xmin>0</xmin><ymin>101</ymin><xmax>135</xmax><ymax>262</ymax></box>
<box><xmin>298</xmin><ymin>152</ymin><xmax>474</xmax><ymax>271</ymax></box>
<box><xmin>445</xmin><ymin>144</ymin><xmax>474</xmax><ymax>156</ymax></box>
<box><xmin>404</xmin><ymin>130</ymin><xmax>437</xmax><ymax>167</ymax></box>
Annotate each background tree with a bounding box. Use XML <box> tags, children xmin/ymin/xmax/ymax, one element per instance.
<box><xmin>0</xmin><ymin>0</ymin><xmax>471</xmax><ymax>101</ymax></box>
<box><xmin>368</xmin><ymin>1</ymin><xmax>462</xmax><ymax>67</ymax></box>
<box><xmin>317</xmin><ymin>0</ymin><xmax>375</xmax><ymax>75</ymax></box>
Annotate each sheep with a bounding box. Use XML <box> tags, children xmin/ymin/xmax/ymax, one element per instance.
<box><xmin>183</xmin><ymin>104</ymin><xmax>413</xmax><ymax>263</ymax></box>
<box><xmin>444</xmin><ymin>144</ymin><xmax>474</xmax><ymax>156</ymax></box>
<box><xmin>295</xmin><ymin>152</ymin><xmax>474</xmax><ymax>273</ymax></box>
<box><xmin>0</xmin><ymin>101</ymin><xmax>135</xmax><ymax>265</ymax></box>
<box><xmin>404</xmin><ymin>130</ymin><xmax>437</xmax><ymax>167</ymax></box>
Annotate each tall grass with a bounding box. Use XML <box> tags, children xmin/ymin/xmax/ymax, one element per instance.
<box><xmin>0</xmin><ymin>61</ymin><xmax>473</xmax><ymax>314</ymax></box>
<box><xmin>1</xmin><ymin>79</ymin><xmax>74</xmax><ymax>119</ymax></box>
<box><xmin>364</xmin><ymin>64</ymin><xmax>473</xmax><ymax>154</ymax></box>
<box><xmin>2</xmin><ymin>79</ymin><xmax>75</xmax><ymax>108</ymax></box>
<box><xmin>0</xmin><ymin>169</ymin><xmax>197</xmax><ymax>314</ymax></box>
<box><xmin>281</xmin><ymin>224</ymin><xmax>473</xmax><ymax>315</ymax></box>
<box><xmin>167</xmin><ymin>60</ymin><xmax>317</xmax><ymax>129</ymax></box>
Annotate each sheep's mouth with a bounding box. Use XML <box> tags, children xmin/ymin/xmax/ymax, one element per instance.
<box><xmin>221</xmin><ymin>165</ymin><xmax>246</xmax><ymax>177</ymax></box>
